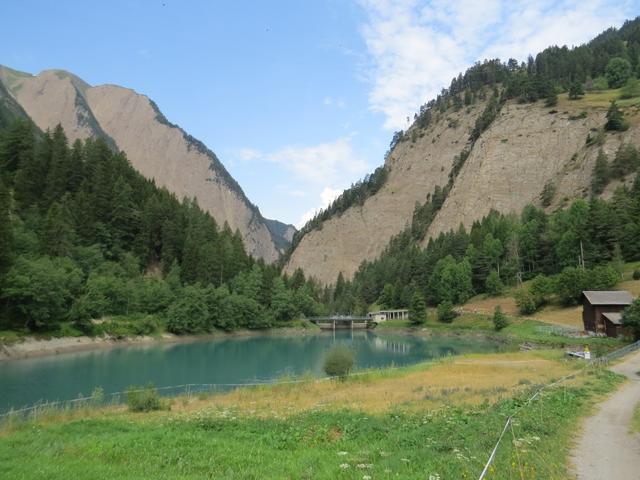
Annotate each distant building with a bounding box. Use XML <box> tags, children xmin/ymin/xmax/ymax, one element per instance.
<box><xmin>368</xmin><ymin>309</ymin><xmax>410</xmax><ymax>323</ymax></box>
<box><xmin>581</xmin><ymin>290</ymin><xmax>633</xmax><ymax>337</ymax></box>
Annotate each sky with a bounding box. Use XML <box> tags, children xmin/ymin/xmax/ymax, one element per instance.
<box><xmin>1</xmin><ymin>0</ymin><xmax>638</xmax><ymax>227</ymax></box>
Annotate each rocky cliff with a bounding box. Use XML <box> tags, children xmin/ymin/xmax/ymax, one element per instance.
<box><xmin>0</xmin><ymin>66</ymin><xmax>292</xmax><ymax>262</ymax></box>
<box><xmin>285</xmin><ymin>95</ymin><xmax>640</xmax><ymax>285</ymax></box>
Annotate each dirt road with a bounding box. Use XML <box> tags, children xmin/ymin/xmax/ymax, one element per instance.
<box><xmin>571</xmin><ymin>350</ymin><xmax>640</xmax><ymax>479</ymax></box>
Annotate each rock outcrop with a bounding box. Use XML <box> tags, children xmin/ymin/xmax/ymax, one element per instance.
<box><xmin>285</xmin><ymin>97</ymin><xmax>640</xmax><ymax>285</ymax></box>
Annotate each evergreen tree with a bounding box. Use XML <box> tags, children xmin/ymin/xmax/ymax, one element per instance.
<box><xmin>408</xmin><ymin>292</ymin><xmax>426</xmax><ymax>325</ymax></box>
<box><xmin>605</xmin><ymin>57</ymin><xmax>632</xmax><ymax>88</ymax></box>
<box><xmin>605</xmin><ymin>101</ymin><xmax>628</xmax><ymax>131</ymax></box>
<box><xmin>591</xmin><ymin>149</ymin><xmax>610</xmax><ymax>195</ymax></box>
<box><xmin>42</xmin><ymin>198</ymin><xmax>76</xmax><ymax>257</ymax></box>
<box><xmin>0</xmin><ymin>178</ymin><xmax>12</xmax><ymax>274</ymax></box>
<box><xmin>568</xmin><ymin>82</ymin><xmax>584</xmax><ymax>99</ymax></box>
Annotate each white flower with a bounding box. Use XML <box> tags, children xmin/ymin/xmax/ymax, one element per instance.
<box><xmin>340</xmin><ymin>463</ymin><xmax>350</xmax><ymax>469</ymax></box>
<box><xmin>363</xmin><ymin>476</ymin><xmax>372</xmax><ymax>480</ymax></box>
<box><xmin>337</xmin><ymin>451</ymin><xmax>349</xmax><ymax>456</ymax></box>
<box><xmin>356</xmin><ymin>463</ymin><xmax>373</xmax><ymax>469</ymax></box>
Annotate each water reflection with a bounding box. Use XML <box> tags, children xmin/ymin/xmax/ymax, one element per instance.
<box><xmin>0</xmin><ymin>331</ymin><xmax>502</xmax><ymax>412</ymax></box>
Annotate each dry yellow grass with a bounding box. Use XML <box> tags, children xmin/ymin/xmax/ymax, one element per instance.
<box><xmin>462</xmin><ymin>295</ymin><xmax>519</xmax><ymax>316</ymax></box>
<box><xmin>169</xmin><ymin>351</ymin><xmax>578</xmax><ymax>418</ymax></box>
<box><xmin>619</xmin><ymin>279</ymin><xmax>640</xmax><ymax>297</ymax></box>
<box><xmin>532</xmin><ymin>305</ymin><xmax>584</xmax><ymax>328</ymax></box>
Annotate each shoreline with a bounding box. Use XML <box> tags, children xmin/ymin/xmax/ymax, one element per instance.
<box><xmin>0</xmin><ymin>326</ymin><xmax>323</xmax><ymax>362</ymax></box>
<box><xmin>0</xmin><ymin>324</ymin><xmax>519</xmax><ymax>362</ymax></box>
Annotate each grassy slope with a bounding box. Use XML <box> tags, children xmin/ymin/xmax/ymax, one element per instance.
<box><xmin>0</xmin><ymin>351</ymin><xmax>622</xmax><ymax>479</ymax></box>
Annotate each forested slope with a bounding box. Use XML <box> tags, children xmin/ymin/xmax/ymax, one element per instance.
<box><xmin>0</xmin><ymin>121</ymin><xmax>322</xmax><ymax>335</ymax></box>
<box><xmin>0</xmin><ymin>66</ymin><xmax>291</xmax><ymax>262</ymax></box>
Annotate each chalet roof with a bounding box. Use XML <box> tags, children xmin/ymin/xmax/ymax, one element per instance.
<box><xmin>582</xmin><ymin>290</ymin><xmax>633</xmax><ymax>306</ymax></box>
<box><xmin>602</xmin><ymin>312</ymin><xmax>623</xmax><ymax>325</ymax></box>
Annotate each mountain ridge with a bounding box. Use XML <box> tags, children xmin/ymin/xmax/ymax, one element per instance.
<box><xmin>0</xmin><ymin>65</ymin><xmax>293</xmax><ymax>261</ymax></box>
<box><xmin>284</xmin><ymin>17</ymin><xmax>640</xmax><ymax>285</ymax></box>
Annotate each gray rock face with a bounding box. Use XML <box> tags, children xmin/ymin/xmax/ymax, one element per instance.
<box><xmin>0</xmin><ymin>66</ymin><xmax>290</xmax><ymax>262</ymax></box>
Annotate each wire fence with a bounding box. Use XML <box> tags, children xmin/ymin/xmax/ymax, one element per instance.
<box><xmin>477</xmin><ymin>338</ymin><xmax>640</xmax><ymax>480</ymax></box>
<box><xmin>0</xmin><ymin>377</ymin><xmax>317</xmax><ymax>420</ymax></box>
<box><xmin>0</xmin><ymin>360</ymin><xmax>421</xmax><ymax>421</ymax></box>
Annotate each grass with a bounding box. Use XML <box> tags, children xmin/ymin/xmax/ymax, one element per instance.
<box><xmin>632</xmin><ymin>402</ymin><xmax>640</xmax><ymax>435</ymax></box>
<box><xmin>557</xmin><ymin>88</ymin><xmax>640</xmax><ymax>108</ymax></box>
<box><xmin>0</xmin><ymin>351</ymin><xmax>622</xmax><ymax>479</ymax></box>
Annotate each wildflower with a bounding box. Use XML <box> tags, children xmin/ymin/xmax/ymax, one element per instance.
<box><xmin>337</xmin><ymin>451</ymin><xmax>349</xmax><ymax>456</ymax></box>
<box><xmin>339</xmin><ymin>463</ymin><xmax>350</xmax><ymax>469</ymax></box>
<box><xmin>356</xmin><ymin>463</ymin><xmax>373</xmax><ymax>469</ymax></box>
<box><xmin>363</xmin><ymin>476</ymin><xmax>372</xmax><ymax>480</ymax></box>
<box><xmin>429</xmin><ymin>474</ymin><xmax>441</xmax><ymax>480</ymax></box>
<box><xmin>401</xmin><ymin>458</ymin><xmax>410</xmax><ymax>463</ymax></box>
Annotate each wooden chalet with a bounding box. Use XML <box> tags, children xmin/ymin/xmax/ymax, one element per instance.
<box><xmin>581</xmin><ymin>290</ymin><xmax>633</xmax><ymax>337</ymax></box>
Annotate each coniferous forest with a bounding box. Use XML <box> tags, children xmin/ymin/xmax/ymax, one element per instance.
<box><xmin>0</xmin><ymin>120</ymin><xmax>326</xmax><ymax>335</ymax></box>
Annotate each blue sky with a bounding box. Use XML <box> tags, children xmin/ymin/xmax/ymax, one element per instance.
<box><xmin>1</xmin><ymin>1</ymin><xmax>637</xmax><ymax>227</ymax></box>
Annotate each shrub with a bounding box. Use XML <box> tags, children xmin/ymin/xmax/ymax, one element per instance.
<box><xmin>515</xmin><ymin>289</ymin><xmax>538</xmax><ymax>315</ymax></box>
<box><xmin>529</xmin><ymin>274</ymin><xmax>554</xmax><ymax>306</ymax></box>
<box><xmin>485</xmin><ymin>270</ymin><xmax>504</xmax><ymax>296</ymax></box>
<box><xmin>493</xmin><ymin>305</ymin><xmax>508</xmax><ymax>331</ymax></box>
<box><xmin>437</xmin><ymin>300</ymin><xmax>457</xmax><ymax>323</ymax></box>
<box><xmin>633</xmin><ymin>270</ymin><xmax>640</xmax><ymax>281</ymax></box>
<box><xmin>125</xmin><ymin>383</ymin><xmax>162</xmax><ymax>412</ymax></box>
<box><xmin>323</xmin><ymin>346</ymin><xmax>355</xmax><ymax>378</ymax></box>
<box><xmin>622</xmin><ymin>299</ymin><xmax>640</xmax><ymax>340</ymax></box>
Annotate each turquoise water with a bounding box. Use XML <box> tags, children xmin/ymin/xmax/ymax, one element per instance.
<box><xmin>0</xmin><ymin>331</ymin><xmax>503</xmax><ymax>413</ymax></box>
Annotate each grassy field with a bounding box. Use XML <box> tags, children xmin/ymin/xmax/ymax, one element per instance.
<box><xmin>0</xmin><ymin>351</ymin><xmax>622</xmax><ymax>479</ymax></box>
<box><xmin>557</xmin><ymin>88</ymin><xmax>640</xmax><ymax>108</ymax></box>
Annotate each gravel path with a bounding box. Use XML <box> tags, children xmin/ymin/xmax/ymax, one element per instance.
<box><xmin>571</xmin><ymin>350</ymin><xmax>640</xmax><ymax>480</ymax></box>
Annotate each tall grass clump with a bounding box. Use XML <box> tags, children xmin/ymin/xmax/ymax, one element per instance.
<box><xmin>323</xmin><ymin>346</ymin><xmax>355</xmax><ymax>379</ymax></box>
<box><xmin>125</xmin><ymin>384</ymin><xmax>162</xmax><ymax>412</ymax></box>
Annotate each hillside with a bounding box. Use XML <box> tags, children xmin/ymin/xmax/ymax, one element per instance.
<box><xmin>285</xmin><ymin>18</ymin><xmax>640</xmax><ymax>285</ymax></box>
<box><xmin>0</xmin><ymin>66</ymin><xmax>291</xmax><ymax>262</ymax></box>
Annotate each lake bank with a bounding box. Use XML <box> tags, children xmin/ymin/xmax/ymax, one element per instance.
<box><xmin>0</xmin><ymin>325</ymin><xmax>322</xmax><ymax>362</ymax></box>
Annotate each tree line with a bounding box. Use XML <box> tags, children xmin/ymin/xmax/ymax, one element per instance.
<box><xmin>0</xmin><ymin>120</ymin><xmax>326</xmax><ymax>335</ymax></box>
<box><xmin>329</xmin><ymin>168</ymin><xmax>640</xmax><ymax>316</ymax></box>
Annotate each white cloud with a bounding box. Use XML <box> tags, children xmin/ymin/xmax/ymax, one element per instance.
<box><xmin>268</xmin><ymin>137</ymin><xmax>368</xmax><ymax>186</ymax></box>
<box><xmin>233</xmin><ymin>137</ymin><xmax>370</xmax><ymax>227</ymax></box>
<box><xmin>323</xmin><ymin>96</ymin><xmax>346</xmax><ymax>108</ymax></box>
<box><xmin>236</xmin><ymin>147</ymin><xmax>262</xmax><ymax>161</ymax></box>
<box><xmin>358</xmin><ymin>0</ymin><xmax>634</xmax><ymax>130</ymax></box>
<box><xmin>297</xmin><ymin>186</ymin><xmax>343</xmax><ymax>228</ymax></box>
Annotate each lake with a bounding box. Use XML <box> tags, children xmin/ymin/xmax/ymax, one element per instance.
<box><xmin>0</xmin><ymin>331</ymin><xmax>504</xmax><ymax>413</ymax></box>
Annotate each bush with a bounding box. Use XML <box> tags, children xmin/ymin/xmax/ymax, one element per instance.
<box><xmin>515</xmin><ymin>289</ymin><xmax>538</xmax><ymax>315</ymax></box>
<box><xmin>125</xmin><ymin>383</ymin><xmax>162</xmax><ymax>412</ymax></box>
<box><xmin>622</xmin><ymin>299</ymin><xmax>640</xmax><ymax>340</ymax></box>
<box><xmin>493</xmin><ymin>305</ymin><xmax>508</xmax><ymax>331</ymax></box>
<box><xmin>323</xmin><ymin>346</ymin><xmax>355</xmax><ymax>378</ymax></box>
<box><xmin>529</xmin><ymin>274</ymin><xmax>554</xmax><ymax>306</ymax></box>
<box><xmin>437</xmin><ymin>300</ymin><xmax>457</xmax><ymax>323</ymax></box>
<box><xmin>633</xmin><ymin>270</ymin><xmax>640</xmax><ymax>281</ymax></box>
<box><xmin>485</xmin><ymin>270</ymin><xmax>504</xmax><ymax>296</ymax></box>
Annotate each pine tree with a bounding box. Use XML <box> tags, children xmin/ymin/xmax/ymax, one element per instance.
<box><xmin>42</xmin><ymin>197</ymin><xmax>76</xmax><ymax>257</ymax></box>
<box><xmin>0</xmin><ymin>178</ymin><xmax>13</xmax><ymax>273</ymax></box>
<box><xmin>44</xmin><ymin>124</ymin><xmax>71</xmax><ymax>205</ymax></box>
<box><xmin>0</xmin><ymin>119</ymin><xmax>34</xmax><ymax>180</ymax></box>
<box><xmin>605</xmin><ymin>101</ymin><xmax>628</xmax><ymax>131</ymax></box>
<box><xmin>591</xmin><ymin>149</ymin><xmax>610</xmax><ymax>195</ymax></box>
<box><xmin>409</xmin><ymin>292</ymin><xmax>426</xmax><ymax>325</ymax></box>
<box><xmin>568</xmin><ymin>82</ymin><xmax>584</xmax><ymax>100</ymax></box>
<box><xmin>110</xmin><ymin>176</ymin><xmax>139</xmax><ymax>249</ymax></box>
